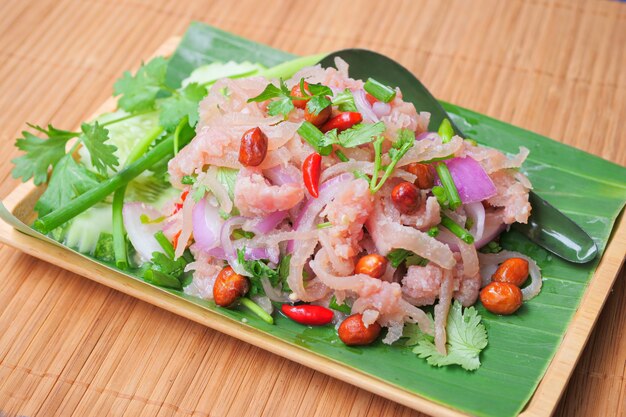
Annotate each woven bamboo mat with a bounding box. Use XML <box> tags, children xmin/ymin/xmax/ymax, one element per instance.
<box><xmin>0</xmin><ymin>0</ymin><xmax>624</xmax><ymax>416</ymax></box>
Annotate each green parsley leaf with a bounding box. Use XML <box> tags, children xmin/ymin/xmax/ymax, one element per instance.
<box><xmin>408</xmin><ymin>301</ymin><xmax>488</xmax><ymax>371</ymax></box>
<box><xmin>332</xmin><ymin>89</ymin><xmax>358</xmax><ymax>112</ymax></box>
<box><xmin>34</xmin><ymin>154</ymin><xmax>101</xmax><ymax>217</ymax></box>
<box><xmin>158</xmin><ymin>82</ymin><xmax>207</xmax><ymax>130</ymax></box>
<box><xmin>113</xmin><ymin>57</ymin><xmax>168</xmax><ymax>113</ymax></box>
<box><xmin>80</xmin><ymin>122</ymin><xmax>118</xmax><ymax>175</ymax></box>
<box><xmin>11</xmin><ymin>125</ymin><xmax>78</xmax><ymax>185</ymax></box>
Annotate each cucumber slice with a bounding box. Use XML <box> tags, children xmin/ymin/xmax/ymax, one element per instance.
<box><xmin>182</xmin><ymin>61</ymin><xmax>266</xmax><ymax>87</ymax></box>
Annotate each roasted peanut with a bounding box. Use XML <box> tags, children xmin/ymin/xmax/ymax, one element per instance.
<box><xmin>290</xmin><ymin>81</ymin><xmax>310</xmax><ymax>109</ymax></box>
<box><xmin>213</xmin><ymin>266</ymin><xmax>250</xmax><ymax>307</ymax></box>
<box><xmin>480</xmin><ymin>282</ymin><xmax>523</xmax><ymax>315</ymax></box>
<box><xmin>391</xmin><ymin>181</ymin><xmax>421</xmax><ymax>214</ymax></box>
<box><xmin>405</xmin><ymin>163</ymin><xmax>435</xmax><ymax>189</ymax></box>
<box><xmin>355</xmin><ymin>254</ymin><xmax>388</xmax><ymax>279</ymax></box>
<box><xmin>304</xmin><ymin>103</ymin><xmax>332</xmax><ymax>127</ymax></box>
<box><xmin>492</xmin><ymin>258</ymin><xmax>529</xmax><ymax>287</ymax></box>
<box><xmin>238</xmin><ymin>127</ymin><xmax>268</xmax><ymax>167</ymax></box>
<box><xmin>338</xmin><ymin>314</ymin><xmax>382</xmax><ymax>346</ymax></box>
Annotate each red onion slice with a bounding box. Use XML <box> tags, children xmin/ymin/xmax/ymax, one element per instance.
<box><xmin>192</xmin><ymin>197</ymin><xmax>224</xmax><ymax>251</ymax></box>
<box><xmin>372</xmin><ymin>101</ymin><xmax>391</xmax><ymax>118</ymax></box>
<box><xmin>465</xmin><ymin>202</ymin><xmax>486</xmax><ymax>242</ymax></box>
<box><xmin>439</xmin><ymin>157</ymin><xmax>497</xmax><ymax>204</ymax></box>
<box><xmin>122</xmin><ymin>203</ymin><xmax>165</xmax><ymax>262</ymax></box>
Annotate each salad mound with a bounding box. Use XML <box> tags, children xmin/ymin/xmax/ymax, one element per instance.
<box><xmin>13</xmin><ymin>56</ymin><xmax>542</xmax><ymax>371</ymax></box>
<box><xmin>161</xmin><ymin>58</ymin><xmax>539</xmax><ymax>360</ymax></box>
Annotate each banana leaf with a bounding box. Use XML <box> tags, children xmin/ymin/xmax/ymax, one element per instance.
<box><xmin>1</xmin><ymin>21</ymin><xmax>625</xmax><ymax>417</ymax></box>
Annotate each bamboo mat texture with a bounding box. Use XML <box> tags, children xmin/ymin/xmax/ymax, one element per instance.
<box><xmin>0</xmin><ymin>0</ymin><xmax>625</xmax><ymax>416</ymax></box>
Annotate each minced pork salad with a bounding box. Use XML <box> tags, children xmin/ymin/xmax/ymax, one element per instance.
<box><xmin>13</xmin><ymin>56</ymin><xmax>542</xmax><ymax>371</ymax></box>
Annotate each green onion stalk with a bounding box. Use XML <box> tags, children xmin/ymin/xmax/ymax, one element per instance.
<box><xmin>440</xmin><ymin>214</ymin><xmax>474</xmax><ymax>244</ymax></box>
<box><xmin>35</xmin><ymin>129</ymin><xmax>190</xmax><ymax>235</ymax></box>
<box><xmin>111</xmin><ymin>125</ymin><xmax>164</xmax><ymax>269</ymax></box>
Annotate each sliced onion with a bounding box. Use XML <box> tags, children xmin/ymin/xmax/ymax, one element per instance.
<box><xmin>260</xmin><ymin>277</ymin><xmax>289</xmax><ymax>302</ymax></box>
<box><xmin>245</xmin><ymin>210</ymin><xmax>288</xmax><ymax>234</ymax></box>
<box><xmin>287</xmin><ymin>173</ymin><xmax>353</xmax><ymax>252</ymax></box>
<box><xmin>439</xmin><ymin>157</ymin><xmax>497</xmax><ymax>204</ymax></box>
<box><xmin>122</xmin><ymin>203</ymin><xmax>164</xmax><ymax>262</ymax></box>
<box><xmin>175</xmin><ymin>196</ymin><xmax>196</xmax><ymax>258</ymax></box>
<box><xmin>478</xmin><ymin>250</ymin><xmax>542</xmax><ymax>300</ymax></box>
<box><xmin>192</xmin><ymin>197</ymin><xmax>224</xmax><ymax>251</ymax></box>
<box><xmin>372</xmin><ymin>101</ymin><xmax>391</xmax><ymax>118</ymax></box>
<box><xmin>352</xmin><ymin>89</ymin><xmax>379</xmax><ymax>122</ymax></box>
<box><xmin>264</xmin><ymin>164</ymin><xmax>300</xmax><ymax>186</ymax></box>
<box><xmin>465</xmin><ymin>202</ymin><xmax>485</xmax><ymax>243</ymax></box>
<box><xmin>251</xmin><ymin>294</ymin><xmax>274</xmax><ymax>314</ymax></box>
<box><xmin>473</xmin><ymin>211</ymin><xmax>507</xmax><ymax>249</ymax></box>
<box><xmin>220</xmin><ymin>216</ymin><xmax>248</xmax><ymax>275</ymax></box>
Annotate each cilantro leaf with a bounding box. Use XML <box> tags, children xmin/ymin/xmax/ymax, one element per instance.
<box><xmin>158</xmin><ymin>82</ymin><xmax>207</xmax><ymax>130</ymax></box>
<box><xmin>247</xmin><ymin>82</ymin><xmax>283</xmax><ymax>102</ymax></box>
<box><xmin>332</xmin><ymin>89</ymin><xmax>358</xmax><ymax>112</ymax></box>
<box><xmin>267</xmin><ymin>96</ymin><xmax>294</xmax><ymax>117</ymax></box>
<box><xmin>11</xmin><ymin>125</ymin><xmax>78</xmax><ymax>185</ymax></box>
<box><xmin>306</xmin><ymin>95</ymin><xmax>332</xmax><ymax>115</ymax></box>
<box><xmin>80</xmin><ymin>122</ymin><xmax>118</xmax><ymax>175</ymax></box>
<box><xmin>143</xmin><ymin>251</ymin><xmax>191</xmax><ymax>290</ymax></box>
<box><xmin>338</xmin><ymin>122</ymin><xmax>385</xmax><ymax>148</ymax></box>
<box><xmin>237</xmin><ymin>248</ymin><xmax>289</xmax><ymax>296</ymax></box>
<box><xmin>113</xmin><ymin>57</ymin><xmax>168</xmax><ymax>113</ymax></box>
<box><xmin>34</xmin><ymin>154</ymin><xmax>101</xmax><ymax>217</ymax></box>
<box><xmin>408</xmin><ymin>301</ymin><xmax>488</xmax><ymax>371</ymax></box>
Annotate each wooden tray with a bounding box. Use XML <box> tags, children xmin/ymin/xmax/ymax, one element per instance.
<box><xmin>1</xmin><ymin>37</ymin><xmax>625</xmax><ymax>417</ymax></box>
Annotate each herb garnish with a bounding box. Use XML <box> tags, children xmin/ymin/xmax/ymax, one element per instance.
<box><xmin>247</xmin><ymin>78</ymin><xmax>333</xmax><ymax>118</ymax></box>
<box><xmin>370</xmin><ymin>128</ymin><xmax>415</xmax><ymax>192</ymax></box>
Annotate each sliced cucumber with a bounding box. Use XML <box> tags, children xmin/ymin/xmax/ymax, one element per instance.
<box><xmin>182</xmin><ymin>61</ymin><xmax>266</xmax><ymax>87</ymax></box>
<box><xmin>62</xmin><ymin>204</ymin><xmax>113</xmax><ymax>255</ymax></box>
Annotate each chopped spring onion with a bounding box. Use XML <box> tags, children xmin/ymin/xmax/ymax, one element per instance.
<box><xmin>154</xmin><ymin>230</ymin><xmax>175</xmax><ymax>259</ymax></box>
<box><xmin>297</xmin><ymin>121</ymin><xmax>333</xmax><ymax>155</ymax></box>
<box><xmin>432</xmin><ymin>186</ymin><xmax>448</xmax><ymax>207</ymax></box>
<box><xmin>436</xmin><ymin>163</ymin><xmax>462</xmax><ymax>210</ymax></box>
<box><xmin>438</xmin><ymin>118</ymin><xmax>454</xmax><ymax>143</ymax></box>
<box><xmin>112</xmin><ymin>187</ymin><xmax>128</xmax><ymax>269</ymax></box>
<box><xmin>239</xmin><ymin>297</ymin><xmax>274</xmax><ymax>325</ymax></box>
<box><xmin>441</xmin><ymin>214</ymin><xmax>474</xmax><ymax>244</ymax></box>
<box><xmin>316</xmin><ymin>222</ymin><xmax>333</xmax><ymax>229</ymax></box>
<box><xmin>181</xmin><ymin>175</ymin><xmax>196</xmax><ymax>185</ymax></box>
<box><xmin>364</xmin><ymin>78</ymin><xmax>396</xmax><ymax>103</ymax></box>
<box><xmin>427</xmin><ymin>226</ymin><xmax>439</xmax><ymax>237</ymax></box>
<box><xmin>335</xmin><ymin>149</ymin><xmax>349</xmax><ymax>162</ymax></box>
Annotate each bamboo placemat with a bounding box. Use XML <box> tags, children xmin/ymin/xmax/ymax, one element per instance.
<box><xmin>0</xmin><ymin>1</ymin><xmax>624</xmax><ymax>416</ymax></box>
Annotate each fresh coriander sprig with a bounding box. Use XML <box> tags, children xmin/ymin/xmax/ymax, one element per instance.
<box><xmin>369</xmin><ymin>128</ymin><xmax>415</xmax><ymax>193</ymax></box>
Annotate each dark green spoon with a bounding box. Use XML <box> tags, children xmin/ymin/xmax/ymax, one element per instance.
<box><xmin>319</xmin><ymin>49</ymin><xmax>598</xmax><ymax>263</ymax></box>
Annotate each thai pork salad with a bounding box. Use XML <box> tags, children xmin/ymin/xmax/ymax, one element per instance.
<box><xmin>12</xmin><ymin>55</ymin><xmax>542</xmax><ymax>371</ymax></box>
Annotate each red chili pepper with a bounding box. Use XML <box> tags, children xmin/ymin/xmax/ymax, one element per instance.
<box><xmin>172</xmin><ymin>230</ymin><xmax>181</xmax><ymax>248</ymax></box>
<box><xmin>365</xmin><ymin>93</ymin><xmax>378</xmax><ymax>106</ymax></box>
<box><xmin>320</xmin><ymin>112</ymin><xmax>363</xmax><ymax>133</ymax></box>
<box><xmin>302</xmin><ymin>152</ymin><xmax>321</xmax><ymax>198</ymax></box>
<box><xmin>281</xmin><ymin>304</ymin><xmax>334</xmax><ymax>326</ymax></box>
<box><xmin>173</xmin><ymin>190</ymin><xmax>189</xmax><ymax>214</ymax></box>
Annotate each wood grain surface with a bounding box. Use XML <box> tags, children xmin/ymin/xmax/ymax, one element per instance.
<box><xmin>0</xmin><ymin>1</ymin><xmax>624</xmax><ymax>416</ymax></box>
